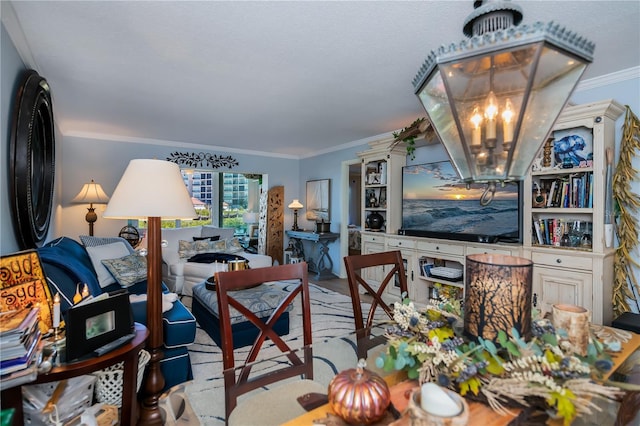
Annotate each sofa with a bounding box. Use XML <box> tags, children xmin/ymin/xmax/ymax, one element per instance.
<box><xmin>161</xmin><ymin>226</ymin><xmax>273</xmax><ymax>297</ymax></box>
<box><xmin>37</xmin><ymin>236</ymin><xmax>197</xmax><ymax>391</ymax></box>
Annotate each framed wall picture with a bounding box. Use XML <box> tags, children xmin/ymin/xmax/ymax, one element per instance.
<box><xmin>306</xmin><ymin>179</ymin><xmax>330</xmax><ymax>221</ymax></box>
<box><xmin>553</xmin><ymin>126</ymin><xmax>593</xmax><ymax>168</ymax></box>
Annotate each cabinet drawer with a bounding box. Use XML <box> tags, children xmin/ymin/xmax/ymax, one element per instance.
<box><xmin>386</xmin><ymin>237</ymin><xmax>416</xmax><ymax>250</ymax></box>
<box><xmin>532</xmin><ymin>252</ymin><xmax>592</xmax><ymax>270</ymax></box>
<box><xmin>466</xmin><ymin>246</ymin><xmax>513</xmax><ymax>256</ymax></box>
<box><xmin>417</xmin><ymin>241</ymin><xmax>464</xmax><ymax>256</ymax></box>
<box><xmin>362</xmin><ymin>233</ymin><xmax>385</xmax><ymax>244</ymax></box>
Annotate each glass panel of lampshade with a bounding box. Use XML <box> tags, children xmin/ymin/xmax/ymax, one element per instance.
<box><xmin>417</xmin><ymin>41</ymin><xmax>588</xmax><ymax>183</ymax></box>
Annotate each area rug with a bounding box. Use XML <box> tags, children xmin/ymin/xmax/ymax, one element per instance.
<box><xmin>182</xmin><ymin>282</ymin><xmax>375</xmax><ymax>425</ymax></box>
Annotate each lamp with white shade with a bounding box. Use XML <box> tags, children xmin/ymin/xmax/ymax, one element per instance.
<box><xmin>103</xmin><ymin>159</ymin><xmax>196</xmax><ymax>425</ymax></box>
<box><xmin>288</xmin><ymin>199</ymin><xmax>303</xmax><ymax>231</ymax></box>
<box><xmin>71</xmin><ymin>179</ymin><xmax>110</xmax><ymax>236</ymax></box>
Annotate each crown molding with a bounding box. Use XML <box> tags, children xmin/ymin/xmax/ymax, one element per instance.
<box><xmin>577</xmin><ymin>66</ymin><xmax>639</xmax><ymax>92</ymax></box>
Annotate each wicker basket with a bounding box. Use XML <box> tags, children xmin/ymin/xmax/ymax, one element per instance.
<box><xmin>92</xmin><ymin>349</ymin><xmax>150</xmax><ymax>407</ymax></box>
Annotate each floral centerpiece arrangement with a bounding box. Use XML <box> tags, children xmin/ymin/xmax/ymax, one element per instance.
<box><xmin>375</xmin><ymin>295</ymin><xmax>623</xmax><ymax>425</ymax></box>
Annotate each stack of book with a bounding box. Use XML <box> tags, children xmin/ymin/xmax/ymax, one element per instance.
<box><xmin>0</xmin><ymin>306</ymin><xmax>42</xmax><ymax>388</ymax></box>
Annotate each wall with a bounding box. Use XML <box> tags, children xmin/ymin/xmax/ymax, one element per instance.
<box><xmin>0</xmin><ymin>23</ymin><xmax>25</xmax><ymax>254</ymax></box>
<box><xmin>59</xmin><ymin>135</ymin><xmax>302</xmax><ymax>241</ymax></box>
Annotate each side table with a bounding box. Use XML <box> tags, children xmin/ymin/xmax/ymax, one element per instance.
<box><xmin>285</xmin><ymin>230</ymin><xmax>339</xmax><ymax>280</ymax></box>
<box><xmin>1</xmin><ymin>322</ymin><xmax>149</xmax><ymax>426</ymax></box>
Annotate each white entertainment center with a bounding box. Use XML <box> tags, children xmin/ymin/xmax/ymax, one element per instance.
<box><xmin>357</xmin><ymin>99</ymin><xmax>623</xmax><ymax>326</ymax></box>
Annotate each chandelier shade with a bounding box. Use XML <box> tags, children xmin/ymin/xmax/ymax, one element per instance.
<box><xmin>412</xmin><ymin>1</ymin><xmax>594</xmax><ymax>186</ymax></box>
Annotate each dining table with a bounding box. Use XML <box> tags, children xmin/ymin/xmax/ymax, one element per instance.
<box><xmin>225</xmin><ymin>322</ymin><xmax>640</xmax><ymax>426</ymax></box>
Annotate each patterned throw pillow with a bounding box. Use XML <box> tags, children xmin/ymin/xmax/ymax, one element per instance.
<box><xmin>101</xmin><ymin>253</ymin><xmax>147</xmax><ymax>287</ymax></box>
<box><xmin>225</xmin><ymin>238</ymin><xmax>244</xmax><ymax>253</ymax></box>
<box><xmin>209</xmin><ymin>240</ymin><xmax>227</xmax><ymax>253</ymax></box>
<box><xmin>86</xmin><ymin>242</ymin><xmax>132</xmax><ymax>288</ymax></box>
<box><xmin>179</xmin><ymin>239</ymin><xmax>227</xmax><ymax>259</ymax></box>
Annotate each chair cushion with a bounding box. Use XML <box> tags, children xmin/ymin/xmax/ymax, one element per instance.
<box><xmin>192</xmin><ymin>282</ymin><xmax>292</xmax><ymax>325</ymax></box>
<box><xmin>228</xmin><ymin>379</ymin><xmax>326</xmax><ymax>426</ymax></box>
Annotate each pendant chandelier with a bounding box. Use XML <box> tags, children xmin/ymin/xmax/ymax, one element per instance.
<box><xmin>413</xmin><ymin>0</ymin><xmax>593</xmax><ymax>202</ymax></box>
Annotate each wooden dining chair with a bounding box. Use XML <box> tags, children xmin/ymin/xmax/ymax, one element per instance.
<box><xmin>343</xmin><ymin>250</ymin><xmax>408</xmax><ymax>360</ymax></box>
<box><xmin>214</xmin><ymin>262</ymin><xmax>325</xmax><ymax>425</ymax></box>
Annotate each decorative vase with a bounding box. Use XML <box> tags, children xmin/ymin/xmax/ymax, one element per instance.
<box><xmin>464</xmin><ymin>254</ymin><xmax>533</xmax><ymax>341</ymax></box>
<box><xmin>327</xmin><ymin>359</ymin><xmax>390</xmax><ymax>424</ymax></box>
<box><xmin>552</xmin><ymin>304</ymin><xmax>591</xmax><ymax>356</ymax></box>
<box><xmin>366</xmin><ymin>212</ymin><xmax>384</xmax><ymax>230</ymax></box>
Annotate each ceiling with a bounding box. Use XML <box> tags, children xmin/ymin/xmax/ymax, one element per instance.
<box><xmin>4</xmin><ymin>1</ymin><xmax>639</xmax><ymax>159</ymax></box>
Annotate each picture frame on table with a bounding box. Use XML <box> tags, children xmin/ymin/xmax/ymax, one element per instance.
<box><xmin>248</xmin><ymin>224</ymin><xmax>259</xmax><ymax>238</ymax></box>
<box><xmin>65</xmin><ymin>291</ymin><xmax>133</xmax><ymax>361</ymax></box>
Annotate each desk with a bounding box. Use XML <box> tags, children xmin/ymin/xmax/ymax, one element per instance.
<box><xmin>285</xmin><ymin>230</ymin><xmax>339</xmax><ymax>280</ymax></box>
<box><xmin>1</xmin><ymin>323</ymin><xmax>149</xmax><ymax>426</ymax></box>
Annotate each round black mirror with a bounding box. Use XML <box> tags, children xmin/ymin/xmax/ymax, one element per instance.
<box><xmin>10</xmin><ymin>70</ymin><xmax>56</xmax><ymax>249</ymax></box>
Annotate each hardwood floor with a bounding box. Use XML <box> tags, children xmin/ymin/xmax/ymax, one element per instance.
<box><xmin>313</xmin><ymin>277</ymin><xmax>350</xmax><ymax>296</ymax></box>
<box><xmin>313</xmin><ymin>276</ymin><xmax>374</xmax><ymax>304</ymax></box>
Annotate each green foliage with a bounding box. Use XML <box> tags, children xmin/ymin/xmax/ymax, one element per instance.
<box><xmin>376</xmin><ymin>297</ymin><xmax>620</xmax><ymax>426</ymax></box>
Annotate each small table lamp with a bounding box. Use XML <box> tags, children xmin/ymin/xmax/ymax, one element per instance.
<box><xmin>288</xmin><ymin>199</ymin><xmax>303</xmax><ymax>231</ymax></box>
<box><xmin>104</xmin><ymin>159</ymin><xmax>196</xmax><ymax>425</ymax></box>
<box><xmin>71</xmin><ymin>179</ymin><xmax>110</xmax><ymax>236</ymax></box>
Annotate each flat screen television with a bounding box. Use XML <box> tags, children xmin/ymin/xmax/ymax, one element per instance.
<box><xmin>400</xmin><ymin>160</ymin><xmax>522</xmax><ymax>244</ymax></box>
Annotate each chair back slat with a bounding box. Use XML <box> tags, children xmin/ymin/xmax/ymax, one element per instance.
<box><xmin>215</xmin><ymin>262</ymin><xmax>314</xmax><ymax>420</ymax></box>
<box><xmin>344</xmin><ymin>250</ymin><xmax>408</xmax><ymax>358</ymax></box>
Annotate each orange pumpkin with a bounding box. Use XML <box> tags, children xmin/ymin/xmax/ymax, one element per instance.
<box><xmin>327</xmin><ymin>359</ymin><xmax>390</xmax><ymax>424</ymax></box>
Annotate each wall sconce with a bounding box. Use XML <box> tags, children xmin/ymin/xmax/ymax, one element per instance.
<box><xmin>71</xmin><ymin>179</ymin><xmax>110</xmax><ymax>236</ymax></box>
<box><xmin>288</xmin><ymin>199</ymin><xmax>303</xmax><ymax>231</ymax></box>
<box><xmin>412</xmin><ymin>0</ymin><xmax>593</xmax><ymax>203</ymax></box>
<box><xmin>464</xmin><ymin>253</ymin><xmax>533</xmax><ymax>341</ymax></box>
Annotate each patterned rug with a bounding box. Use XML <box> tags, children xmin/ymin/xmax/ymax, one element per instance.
<box><xmin>181</xmin><ymin>282</ymin><xmax>367</xmax><ymax>425</ymax></box>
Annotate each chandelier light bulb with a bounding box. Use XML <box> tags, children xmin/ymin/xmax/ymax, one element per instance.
<box><xmin>470</xmin><ymin>106</ymin><xmax>483</xmax><ymax>148</ymax></box>
<box><xmin>484</xmin><ymin>91</ymin><xmax>499</xmax><ymax>140</ymax></box>
<box><xmin>502</xmin><ymin>98</ymin><xmax>515</xmax><ymax>144</ymax></box>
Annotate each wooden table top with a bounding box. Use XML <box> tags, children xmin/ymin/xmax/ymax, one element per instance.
<box><xmin>283</xmin><ymin>329</ymin><xmax>640</xmax><ymax>426</ymax></box>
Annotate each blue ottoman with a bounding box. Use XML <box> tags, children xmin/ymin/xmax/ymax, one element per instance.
<box><xmin>192</xmin><ymin>281</ymin><xmax>292</xmax><ymax>348</ymax></box>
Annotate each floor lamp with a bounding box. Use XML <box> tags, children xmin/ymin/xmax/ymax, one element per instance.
<box><xmin>104</xmin><ymin>159</ymin><xmax>196</xmax><ymax>425</ymax></box>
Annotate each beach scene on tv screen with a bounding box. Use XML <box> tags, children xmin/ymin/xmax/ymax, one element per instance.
<box><xmin>402</xmin><ymin>161</ymin><xmax>519</xmax><ymax>237</ymax></box>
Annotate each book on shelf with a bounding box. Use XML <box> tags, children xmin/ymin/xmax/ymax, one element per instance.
<box><xmin>0</xmin><ymin>328</ymin><xmax>41</xmax><ymax>376</ymax></box>
<box><xmin>0</xmin><ymin>356</ymin><xmax>38</xmax><ymax>388</ymax></box>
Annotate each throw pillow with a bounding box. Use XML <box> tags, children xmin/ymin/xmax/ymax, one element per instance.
<box><xmin>102</xmin><ymin>253</ymin><xmax>148</xmax><ymax>287</ymax></box>
<box><xmin>192</xmin><ymin>235</ymin><xmax>221</xmax><ymax>242</ymax></box>
<box><xmin>209</xmin><ymin>240</ymin><xmax>227</xmax><ymax>253</ymax></box>
<box><xmin>80</xmin><ymin>235</ymin><xmax>135</xmax><ymax>254</ymax></box>
<box><xmin>226</xmin><ymin>238</ymin><xmax>244</xmax><ymax>253</ymax></box>
<box><xmin>85</xmin><ymin>242</ymin><xmax>132</xmax><ymax>288</ymax></box>
<box><xmin>179</xmin><ymin>239</ymin><xmax>226</xmax><ymax>259</ymax></box>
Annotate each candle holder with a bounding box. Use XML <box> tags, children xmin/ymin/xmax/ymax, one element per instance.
<box><xmin>407</xmin><ymin>386</ymin><xmax>469</xmax><ymax>426</ymax></box>
<box><xmin>464</xmin><ymin>254</ymin><xmax>533</xmax><ymax>341</ymax></box>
